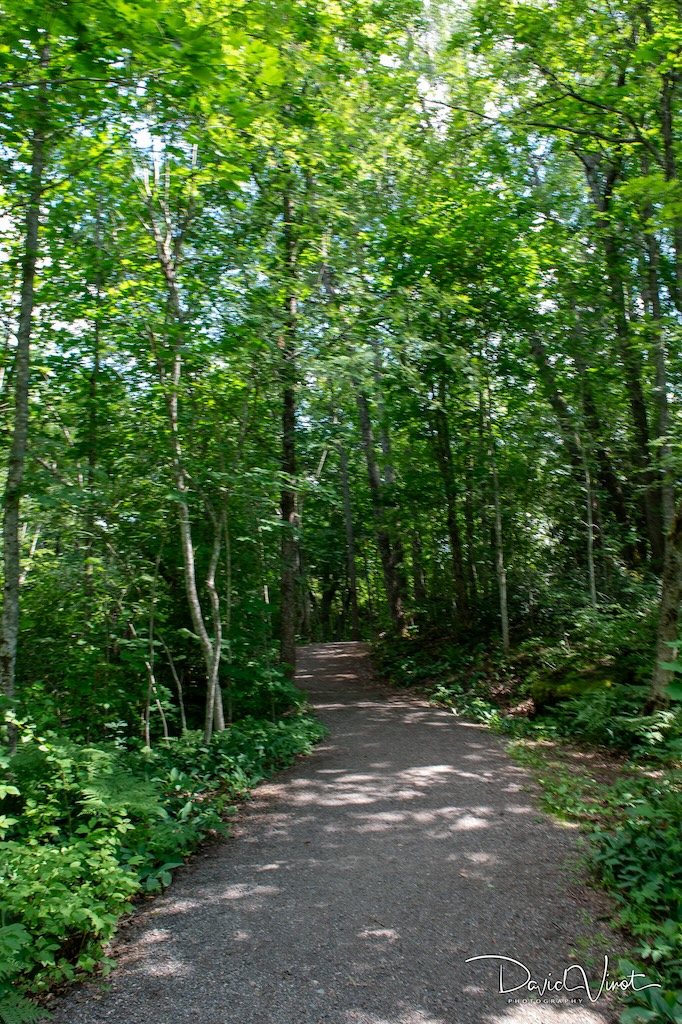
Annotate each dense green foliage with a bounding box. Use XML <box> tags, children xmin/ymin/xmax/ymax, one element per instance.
<box><xmin>0</xmin><ymin>707</ymin><xmax>324</xmax><ymax>1014</ymax></box>
<box><xmin>0</xmin><ymin>0</ymin><xmax>681</xmax><ymax>1019</ymax></box>
<box><xmin>377</xmin><ymin>626</ymin><xmax>682</xmax><ymax>1021</ymax></box>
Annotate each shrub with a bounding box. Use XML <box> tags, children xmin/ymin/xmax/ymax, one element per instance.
<box><xmin>0</xmin><ymin>708</ymin><xmax>326</xmax><ymax>1012</ymax></box>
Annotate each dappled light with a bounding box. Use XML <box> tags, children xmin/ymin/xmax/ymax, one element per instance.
<box><xmin>5</xmin><ymin>0</ymin><xmax>679</xmax><ymax>1010</ymax></box>
<box><xmin>54</xmin><ymin>644</ymin><xmax>616</xmax><ymax>1024</ymax></box>
<box><xmin>485</xmin><ymin>1007</ymin><xmax>608</xmax><ymax>1024</ymax></box>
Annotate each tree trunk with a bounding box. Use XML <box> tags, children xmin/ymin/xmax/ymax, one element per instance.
<box><xmin>372</xmin><ymin>346</ymin><xmax>409</xmax><ymax>611</ymax></box>
<box><xmin>430</xmin><ymin>383</ymin><xmax>469</xmax><ymax>625</ymax></box>
<box><xmin>355</xmin><ymin>389</ymin><xmax>406</xmax><ymax>634</ymax></box>
<box><xmin>297</xmin><ymin>543</ymin><xmax>313</xmax><ymax>640</ymax></box>
<box><xmin>660</xmin><ymin>73</ymin><xmax>682</xmax><ymax>309</ymax></box>
<box><xmin>482</xmin><ymin>365</ymin><xmax>510</xmax><ymax>651</ymax></box>
<box><xmin>147</xmin><ymin>188</ymin><xmax>224</xmax><ymax>741</ymax></box>
<box><xmin>84</xmin><ymin>200</ymin><xmax>103</xmax><ymax>593</ymax></box>
<box><xmin>204</xmin><ymin>507</ymin><xmax>225</xmax><ymax>738</ymax></box>
<box><xmin>605</xmin><ymin>235</ymin><xmax>663</xmax><ymax>564</ymax></box>
<box><xmin>640</xmin><ymin>201</ymin><xmax>675</xmax><ymax>531</ymax></box>
<box><xmin>530</xmin><ymin>329</ymin><xmax>634</xmax><ymax>562</ymax></box>
<box><xmin>338</xmin><ymin>442</ymin><xmax>361</xmax><ymax>640</ymax></box>
<box><xmin>584</xmin><ymin>456</ymin><xmax>598</xmax><ymax>611</ymax></box>
<box><xmin>0</xmin><ymin>64</ymin><xmax>47</xmax><ymax>708</ymax></box>
<box><xmin>296</xmin><ymin>445</ymin><xmax>327</xmax><ymax>642</ymax></box>
<box><xmin>154</xmin><ymin>381</ymin><xmax>222</xmax><ymax>744</ymax></box>
<box><xmin>411</xmin><ymin>529</ymin><xmax>428</xmax><ymax>605</ymax></box>
<box><xmin>87</xmin><ymin>204</ymin><xmax>101</xmax><ymax>494</ymax></box>
<box><xmin>528</xmin><ymin>333</ymin><xmax>584</xmax><ymax>474</ymax></box>
<box><xmin>221</xmin><ymin>506</ymin><xmax>234</xmax><ymax>726</ymax></box>
<box><xmin>580</xmin><ymin>156</ymin><xmax>664</xmax><ymax>566</ymax></box>
<box><xmin>280</xmin><ymin>188</ymin><xmax>298</xmax><ymax>679</ymax></box>
<box><xmin>491</xmin><ymin>454</ymin><xmax>510</xmax><ymax>653</ymax></box>
<box><xmin>649</xmin><ymin>500</ymin><xmax>682</xmax><ymax>704</ymax></box>
<box><xmin>573</xmin><ymin>348</ymin><xmax>635</xmax><ymax>553</ymax></box>
<box><xmin>160</xmin><ymin>637</ymin><xmax>187</xmax><ymax>734</ymax></box>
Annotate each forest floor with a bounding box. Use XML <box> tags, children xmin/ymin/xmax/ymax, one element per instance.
<box><xmin>51</xmin><ymin>642</ymin><xmax>626</xmax><ymax>1024</ymax></box>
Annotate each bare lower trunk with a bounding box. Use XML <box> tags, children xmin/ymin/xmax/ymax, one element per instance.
<box><xmin>464</xmin><ymin>458</ymin><xmax>478</xmax><ymax>603</ymax></box>
<box><xmin>482</xmin><ymin>370</ymin><xmax>509</xmax><ymax>652</ymax></box>
<box><xmin>584</xmin><ymin>458</ymin><xmax>598</xmax><ymax>610</ymax></box>
<box><xmin>164</xmin><ymin>375</ymin><xmax>224</xmax><ymax>742</ymax></box>
<box><xmin>411</xmin><ymin>530</ymin><xmax>427</xmax><ymax>605</ymax></box>
<box><xmin>0</xmin><ymin>93</ymin><xmax>47</xmax><ymax>707</ymax></box>
<box><xmin>338</xmin><ymin>442</ymin><xmax>360</xmax><ymax>640</ymax></box>
<box><xmin>222</xmin><ymin>507</ymin><xmax>234</xmax><ymax>725</ymax></box>
<box><xmin>173</xmin><ymin>486</ymin><xmax>220</xmax><ymax>742</ymax></box>
<box><xmin>297</xmin><ymin>543</ymin><xmax>312</xmax><ymax>640</ymax></box>
<box><xmin>491</xmin><ymin>458</ymin><xmax>509</xmax><ymax>653</ymax></box>
<box><xmin>431</xmin><ymin>386</ymin><xmax>469</xmax><ymax>625</ymax></box>
<box><xmin>649</xmin><ymin>500</ymin><xmax>682</xmax><ymax>704</ymax></box>
<box><xmin>205</xmin><ymin>508</ymin><xmax>224</xmax><ymax>739</ymax></box>
<box><xmin>373</xmin><ymin>348</ymin><xmax>409</xmax><ymax>612</ymax></box>
<box><xmin>280</xmin><ymin>390</ymin><xmax>297</xmax><ymax>675</ymax></box>
<box><xmin>355</xmin><ymin>389</ymin><xmax>406</xmax><ymax>634</ymax></box>
<box><xmin>160</xmin><ymin>637</ymin><xmax>187</xmax><ymax>733</ymax></box>
<box><xmin>296</xmin><ymin>446</ymin><xmax>327</xmax><ymax>642</ymax></box>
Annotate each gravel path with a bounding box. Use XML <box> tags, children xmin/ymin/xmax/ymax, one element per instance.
<box><xmin>52</xmin><ymin>642</ymin><xmax>623</xmax><ymax>1024</ymax></box>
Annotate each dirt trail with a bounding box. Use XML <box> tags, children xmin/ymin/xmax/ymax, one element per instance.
<box><xmin>52</xmin><ymin>642</ymin><xmax>621</xmax><ymax>1024</ymax></box>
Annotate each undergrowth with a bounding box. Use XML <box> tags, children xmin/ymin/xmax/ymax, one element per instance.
<box><xmin>0</xmin><ymin>710</ymin><xmax>326</xmax><ymax>1021</ymax></box>
<box><xmin>374</xmin><ymin>610</ymin><xmax>682</xmax><ymax>1024</ymax></box>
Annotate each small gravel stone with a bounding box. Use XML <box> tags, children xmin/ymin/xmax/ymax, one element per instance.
<box><xmin>51</xmin><ymin>642</ymin><xmax>623</xmax><ymax>1024</ymax></box>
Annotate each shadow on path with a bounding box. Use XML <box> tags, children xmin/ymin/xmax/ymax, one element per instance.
<box><xmin>53</xmin><ymin>642</ymin><xmax>620</xmax><ymax>1024</ymax></box>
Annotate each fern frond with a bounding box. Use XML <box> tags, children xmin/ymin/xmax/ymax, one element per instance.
<box><xmin>0</xmin><ymin>990</ymin><xmax>48</xmax><ymax>1024</ymax></box>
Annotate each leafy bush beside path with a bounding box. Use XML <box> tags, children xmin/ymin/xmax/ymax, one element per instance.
<box><xmin>0</xmin><ymin>711</ymin><xmax>326</xmax><ymax>1021</ymax></box>
<box><xmin>374</xmin><ymin>628</ymin><xmax>682</xmax><ymax>1023</ymax></box>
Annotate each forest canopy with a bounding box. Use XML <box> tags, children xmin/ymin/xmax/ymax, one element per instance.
<box><xmin>1</xmin><ymin>0</ymin><xmax>680</xmax><ymax>731</ymax></box>
<box><xmin>0</xmin><ymin>0</ymin><xmax>681</xmax><ymax>1015</ymax></box>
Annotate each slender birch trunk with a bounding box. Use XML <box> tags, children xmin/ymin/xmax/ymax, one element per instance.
<box><xmin>146</xmin><ymin>179</ymin><xmax>224</xmax><ymax>742</ymax></box>
<box><xmin>204</xmin><ymin>507</ymin><xmax>225</xmax><ymax>736</ymax></box>
<box><xmin>222</xmin><ymin>506</ymin><xmax>233</xmax><ymax>726</ymax></box>
<box><xmin>583</xmin><ymin>457</ymin><xmax>598</xmax><ymax>611</ymax></box>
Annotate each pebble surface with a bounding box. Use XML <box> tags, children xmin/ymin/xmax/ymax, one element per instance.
<box><xmin>51</xmin><ymin>641</ymin><xmax>621</xmax><ymax>1024</ymax></box>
